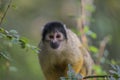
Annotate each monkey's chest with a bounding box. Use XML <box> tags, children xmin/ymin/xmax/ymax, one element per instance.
<box><xmin>48</xmin><ymin>50</ymin><xmax>81</xmax><ymax>66</ymax></box>
<box><xmin>43</xmin><ymin>51</ymin><xmax>81</xmax><ymax>78</ymax></box>
<box><xmin>53</xmin><ymin>61</ymin><xmax>68</xmax><ymax>72</ymax></box>
<box><xmin>50</xmin><ymin>55</ymin><xmax>73</xmax><ymax>73</ymax></box>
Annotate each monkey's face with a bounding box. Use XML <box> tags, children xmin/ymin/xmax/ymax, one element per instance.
<box><xmin>42</xmin><ymin>21</ymin><xmax>67</xmax><ymax>50</ymax></box>
<box><xmin>45</xmin><ymin>31</ymin><xmax>65</xmax><ymax>49</ymax></box>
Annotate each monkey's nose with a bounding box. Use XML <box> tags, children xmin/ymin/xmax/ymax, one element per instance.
<box><xmin>50</xmin><ymin>41</ymin><xmax>59</xmax><ymax>49</ymax></box>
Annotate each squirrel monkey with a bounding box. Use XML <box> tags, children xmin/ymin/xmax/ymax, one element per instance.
<box><xmin>38</xmin><ymin>21</ymin><xmax>94</xmax><ymax>80</ymax></box>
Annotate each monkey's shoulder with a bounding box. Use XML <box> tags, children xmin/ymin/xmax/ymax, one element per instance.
<box><xmin>66</xmin><ymin>29</ymin><xmax>82</xmax><ymax>46</ymax></box>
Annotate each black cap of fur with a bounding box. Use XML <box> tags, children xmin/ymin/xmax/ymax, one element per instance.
<box><xmin>42</xmin><ymin>21</ymin><xmax>67</xmax><ymax>41</ymax></box>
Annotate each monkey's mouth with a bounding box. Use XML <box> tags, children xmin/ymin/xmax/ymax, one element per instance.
<box><xmin>50</xmin><ymin>42</ymin><xmax>59</xmax><ymax>49</ymax></box>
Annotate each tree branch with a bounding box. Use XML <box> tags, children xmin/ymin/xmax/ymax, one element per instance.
<box><xmin>97</xmin><ymin>36</ymin><xmax>110</xmax><ymax>65</ymax></box>
<box><xmin>83</xmin><ymin>75</ymin><xmax>111</xmax><ymax>79</ymax></box>
<box><xmin>77</xmin><ymin>0</ymin><xmax>94</xmax><ymax>49</ymax></box>
<box><xmin>0</xmin><ymin>0</ymin><xmax>12</xmax><ymax>27</ymax></box>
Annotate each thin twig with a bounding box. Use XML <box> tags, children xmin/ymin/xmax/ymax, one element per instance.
<box><xmin>79</xmin><ymin>0</ymin><xmax>89</xmax><ymax>48</ymax></box>
<box><xmin>0</xmin><ymin>0</ymin><xmax>12</xmax><ymax>27</ymax></box>
<box><xmin>97</xmin><ymin>36</ymin><xmax>110</xmax><ymax>65</ymax></box>
<box><xmin>77</xmin><ymin>0</ymin><xmax>94</xmax><ymax>49</ymax></box>
<box><xmin>83</xmin><ymin>75</ymin><xmax>111</xmax><ymax>79</ymax></box>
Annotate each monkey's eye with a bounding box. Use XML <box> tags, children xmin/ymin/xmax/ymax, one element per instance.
<box><xmin>56</xmin><ymin>34</ymin><xmax>61</xmax><ymax>38</ymax></box>
<box><xmin>49</xmin><ymin>35</ymin><xmax>54</xmax><ymax>39</ymax></box>
<box><xmin>56</xmin><ymin>33</ymin><xmax>64</xmax><ymax>40</ymax></box>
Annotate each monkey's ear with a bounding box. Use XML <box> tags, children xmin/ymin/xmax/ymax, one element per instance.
<box><xmin>40</xmin><ymin>26</ymin><xmax>45</xmax><ymax>40</ymax></box>
<box><xmin>63</xmin><ymin>24</ymin><xmax>67</xmax><ymax>30</ymax></box>
<box><xmin>41</xmin><ymin>26</ymin><xmax>44</xmax><ymax>33</ymax></box>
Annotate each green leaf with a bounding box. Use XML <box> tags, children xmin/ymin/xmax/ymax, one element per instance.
<box><xmin>89</xmin><ymin>46</ymin><xmax>98</xmax><ymax>53</ymax></box>
<box><xmin>6</xmin><ymin>35</ymin><xmax>13</xmax><ymax>40</ymax></box>
<box><xmin>19</xmin><ymin>40</ymin><xmax>26</xmax><ymax>48</ymax></box>
<box><xmin>108</xmin><ymin>76</ymin><xmax>116</xmax><ymax>80</ymax></box>
<box><xmin>109</xmin><ymin>70</ymin><xmax>117</xmax><ymax>74</ymax></box>
<box><xmin>85</xmin><ymin>4</ymin><xmax>95</xmax><ymax>12</ymax></box>
<box><xmin>9</xmin><ymin>29</ymin><xmax>18</xmax><ymax>34</ymax></box>
<box><xmin>109</xmin><ymin>65</ymin><xmax>120</xmax><ymax>79</ymax></box>
<box><xmin>0</xmin><ymin>28</ymin><xmax>5</xmax><ymax>33</ymax></box>
<box><xmin>60</xmin><ymin>64</ymin><xmax>83</xmax><ymax>80</ymax></box>
<box><xmin>11</xmin><ymin>4</ymin><xmax>17</xmax><ymax>9</ymax></box>
<box><xmin>0</xmin><ymin>51</ymin><xmax>12</xmax><ymax>61</ymax></box>
<box><xmin>19</xmin><ymin>37</ymin><xmax>29</xmax><ymax>43</ymax></box>
<box><xmin>93</xmin><ymin>65</ymin><xmax>105</xmax><ymax>74</ymax></box>
<box><xmin>31</xmin><ymin>45</ymin><xmax>39</xmax><ymax>53</ymax></box>
<box><xmin>9</xmin><ymin>29</ymin><xmax>19</xmax><ymax>38</ymax></box>
<box><xmin>86</xmin><ymin>30</ymin><xmax>97</xmax><ymax>39</ymax></box>
<box><xmin>60</xmin><ymin>77</ymin><xmax>66</xmax><ymax>80</ymax></box>
<box><xmin>111</xmin><ymin>59</ymin><xmax>117</xmax><ymax>65</ymax></box>
<box><xmin>67</xmin><ymin>64</ymin><xmax>75</xmax><ymax>77</ymax></box>
<box><xmin>0</xmin><ymin>33</ymin><xmax>6</xmax><ymax>38</ymax></box>
<box><xmin>111</xmin><ymin>64</ymin><xmax>117</xmax><ymax>70</ymax></box>
<box><xmin>90</xmin><ymin>32</ymin><xmax>97</xmax><ymax>39</ymax></box>
<box><xmin>84</xmin><ymin>26</ymin><xmax>89</xmax><ymax>33</ymax></box>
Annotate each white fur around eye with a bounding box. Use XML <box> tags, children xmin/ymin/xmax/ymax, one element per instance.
<box><xmin>56</xmin><ymin>33</ymin><xmax>64</xmax><ymax>40</ymax></box>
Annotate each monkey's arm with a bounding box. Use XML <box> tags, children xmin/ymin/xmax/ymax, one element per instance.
<box><xmin>79</xmin><ymin>46</ymin><xmax>94</xmax><ymax>75</ymax></box>
<box><xmin>70</xmin><ymin>46</ymin><xmax>93</xmax><ymax>77</ymax></box>
<box><xmin>64</xmin><ymin>53</ymin><xmax>87</xmax><ymax>77</ymax></box>
<box><xmin>66</xmin><ymin>29</ymin><xmax>93</xmax><ymax>76</ymax></box>
<box><xmin>71</xmin><ymin>56</ymin><xmax>87</xmax><ymax>76</ymax></box>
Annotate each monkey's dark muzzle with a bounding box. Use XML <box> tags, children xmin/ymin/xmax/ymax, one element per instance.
<box><xmin>50</xmin><ymin>41</ymin><xmax>59</xmax><ymax>49</ymax></box>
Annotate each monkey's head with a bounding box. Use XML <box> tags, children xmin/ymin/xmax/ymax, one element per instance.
<box><xmin>42</xmin><ymin>21</ymin><xmax>67</xmax><ymax>50</ymax></box>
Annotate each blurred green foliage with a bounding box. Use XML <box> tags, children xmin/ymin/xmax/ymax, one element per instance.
<box><xmin>109</xmin><ymin>65</ymin><xmax>120</xmax><ymax>80</ymax></box>
<box><xmin>60</xmin><ymin>64</ymin><xmax>82</xmax><ymax>80</ymax></box>
<box><xmin>0</xmin><ymin>27</ymin><xmax>41</xmax><ymax>80</ymax></box>
<box><xmin>60</xmin><ymin>64</ymin><xmax>120</xmax><ymax>80</ymax></box>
